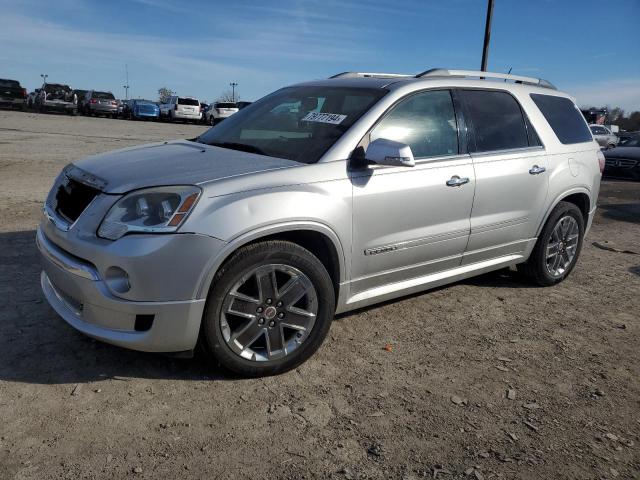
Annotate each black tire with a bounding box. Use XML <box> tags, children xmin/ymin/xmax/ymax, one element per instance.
<box><xmin>199</xmin><ymin>240</ymin><xmax>335</xmax><ymax>377</ymax></box>
<box><xmin>518</xmin><ymin>201</ymin><xmax>585</xmax><ymax>286</ymax></box>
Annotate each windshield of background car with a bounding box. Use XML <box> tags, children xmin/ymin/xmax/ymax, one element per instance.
<box><xmin>178</xmin><ymin>97</ymin><xmax>199</xmax><ymax>106</ymax></box>
<box><xmin>93</xmin><ymin>91</ymin><xmax>115</xmax><ymax>99</ymax></box>
<box><xmin>197</xmin><ymin>86</ymin><xmax>387</xmax><ymax>164</ymax></box>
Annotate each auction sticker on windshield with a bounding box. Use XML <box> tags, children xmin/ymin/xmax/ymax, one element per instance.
<box><xmin>302</xmin><ymin>112</ymin><xmax>347</xmax><ymax>124</ymax></box>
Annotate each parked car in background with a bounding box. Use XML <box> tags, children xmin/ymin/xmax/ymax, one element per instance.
<box><xmin>35</xmin><ymin>83</ymin><xmax>77</xmax><ymax>115</ymax></box>
<box><xmin>128</xmin><ymin>99</ymin><xmax>160</xmax><ymax>120</ymax></box>
<box><xmin>37</xmin><ymin>69</ymin><xmax>602</xmax><ymax>376</ymax></box>
<box><xmin>205</xmin><ymin>101</ymin><xmax>238</xmax><ymax>125</ymax></box>
<box><xmin>159</xmin><ymin>96</ymin><xmax>202</xmax><ymax>122</ymax></box>
<box><xmin>73</xmin><ymin>89</ymin><xmax>88</xmax><ymax>114</ymax></box>
<box><xmin>26</xmin><ymin>89</ymin><xmax>41</xmax><ymax>110</ymax></box>
<box><xmin>83</xmin><ymin>90</ymin><xmax>119</xmax><ymax>118</ymax></box>
<box><xmin>589</xmin><ymin>125</ymin><xmax>618</xmax><ymax>149</ymax></box>
<box><xmin>236</xmin><ymin>101</ymin><xmax>252</xmax><ymax>110</ymax></box>
<box><xmin>199</xmin><ymin>103</ymin><xmax>210</xmax><ymax>123</ymax></box>
<box><xmin>0</xmin><ymin>78</ymin><xmax>27</xmax><ymax>110</ymax></box>
<box><xmin>603</xmin><ymin>136</ymin><xmax>640</xmax><ymax>180</ymax></box>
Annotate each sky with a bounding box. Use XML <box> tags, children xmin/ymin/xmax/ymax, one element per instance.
<box><xmin>1</xmin><ymin>0</ymin><xmax>639</xmax><ymax>111</ymax></box>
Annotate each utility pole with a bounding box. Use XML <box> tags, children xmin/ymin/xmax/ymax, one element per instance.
<box><xmin>123</xmin><ymin>64</ymin><xmax>130</xmax><ymax>100</ymax></box>
<box><xmin>230</xmin><ymin>82</ymin><xmax>238</xmax><ymax>102</ymax></box>
<box><xmin>480</xmin><ymin>0</ymin><xmax>494</xmax><ymax>72</ymax></box>
<box><xmin>40</xmin><ymin>73</ymin><xmax>48</xmax><ymax>85</ymax></box>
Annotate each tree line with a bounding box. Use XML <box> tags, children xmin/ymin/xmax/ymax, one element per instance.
<box><xmin>157</xmin><ymin>87</ymin><xmax>240</xmax><ymax>105</ymax></box>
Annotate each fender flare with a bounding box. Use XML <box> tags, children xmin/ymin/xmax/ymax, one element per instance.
<box><xmin>195</xmin><ymin>220</ymin><xmax>347</xmax><ymax>299</ymax></box>
<box><xmin>535</xmin><ymin>186</ymin><xmax>592</xmax><ymax>237</ymax></box>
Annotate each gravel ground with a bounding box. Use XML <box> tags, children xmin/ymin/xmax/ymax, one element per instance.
<box><xmin>0</xmin><ymin>110</ymin><xmax>638</xmax><ymax>480</ymax></box>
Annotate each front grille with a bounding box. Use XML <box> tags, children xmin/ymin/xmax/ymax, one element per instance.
<box><xmin>55</xmin><ymin>176</ymin><xmax>101</xmax><ymax>223</ymax></box>
<box><xmin>605</xmin><ymin>158</ymin><xmax>638</xmax><ymax>169</ymax></box>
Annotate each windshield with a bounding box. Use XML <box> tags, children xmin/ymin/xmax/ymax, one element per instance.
<box><xmin>93</xmin><ymin>91</ymin><xmax>115</xmax><ymax>99</ymax></box>
<box><xmin>134</xmin><ymin>99</ymin><xmax>156</xmax><ymax>105</ymax></box>
<box><xmin>197</xmin><ymin>86</ymin><xmax>386</xmax><ymax>163</ymax></box>
<box><xmin>619</xmin><ymin>137</ymin><xmax>640</xmax><ymax>147</ymax></box>
<box><xmin>178</xmin><ymin>97</ymin><xmax>199</xmax><ymax>106</ymax></box>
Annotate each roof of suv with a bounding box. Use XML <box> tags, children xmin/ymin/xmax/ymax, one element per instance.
<box><xmin>295</xmin><ymin>68</ymin><xmax>567</xmax><ymax>97</ymax></box>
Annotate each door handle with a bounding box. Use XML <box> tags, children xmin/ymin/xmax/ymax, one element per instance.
<box><xmin>446</xmin><ymin>175</ymin><xmax>470</xmax><ymax>187</ymax></box>
<box><xmin>529</xmin><ymin>165</ymin><xmax>546</xmax><ymax>175</ymax></box>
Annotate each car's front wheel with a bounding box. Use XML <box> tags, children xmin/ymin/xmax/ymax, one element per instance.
<box><xmin>200</xmin><ymin>240</ymin><xmax>335</xmax><ymax>377</ymax></box>
<box><xmin>519</xmin><ymin>201</ymin><xmax>585</xmax><ymax>286</ymax></box>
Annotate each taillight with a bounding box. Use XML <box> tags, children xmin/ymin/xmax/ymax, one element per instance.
<box><xmin>22</xmin><ymin>88</ymin><xmax>27</xmax><ymax>98</ymax></box>
<box><xmin>596</xmin><ymin>150</ymin><xmax>605</xmax><ymax>174</ymax></box>
<box><xmin>111</xmin><ymin>101</ymin><xmax>117</xmax><ymax>106</ymax></box>
<box><xmin>90</xmin><ymin>99</ymin><xmax>98</xmax><ymax>104</ymax></box>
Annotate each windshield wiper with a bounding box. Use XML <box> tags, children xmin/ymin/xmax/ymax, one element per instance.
<box><xmin>209</xmin><ymin>142</ymin><xmax>266</xmax><ymax>155</ymax></box>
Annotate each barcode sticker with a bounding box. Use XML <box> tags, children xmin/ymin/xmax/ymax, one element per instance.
<box><xmin>301</xmin><ymin>112</ymin><xmax>347</xmax><ymax>124</ymax></box>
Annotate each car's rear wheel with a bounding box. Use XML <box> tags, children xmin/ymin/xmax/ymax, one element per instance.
<box><xmin>200</xmin><ymin>240</ymin><xmax>335</xmax><ymax>377</ymax></box>
<box><xmin>518</xmin><ymin>201</ymin><xmax>585</xmax><ymax>286</ymax></box>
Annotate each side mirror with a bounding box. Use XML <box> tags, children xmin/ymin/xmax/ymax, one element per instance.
<box><xmin>365</xmin><ymin>138</ymin><xmax>415</xmax><ymax>167</ymax></box>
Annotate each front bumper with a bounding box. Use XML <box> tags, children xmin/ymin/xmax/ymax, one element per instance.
<box><xmin>36</xmin><ymin>224</ymin><xmax>223</xmax><ymax>352</ymax></box>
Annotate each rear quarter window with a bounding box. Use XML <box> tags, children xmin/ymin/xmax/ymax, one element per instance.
<box><xmin>530</xmin><ymin>94</ymin><xmax>592</xmax><ymax>144</ymax></box>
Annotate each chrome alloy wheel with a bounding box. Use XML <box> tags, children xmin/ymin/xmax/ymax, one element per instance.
<box><xmin>545</xmin><ymin>215</ymin><xmax>579</xmax><ymax>277</ymax></box>
<box><xmin>220</xmin><ymin>264</ymin><xmax>318</xmax><ymax>362</ymax></box>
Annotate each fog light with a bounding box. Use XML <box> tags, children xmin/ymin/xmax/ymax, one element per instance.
<box><xmin>104</xmin><ymin>266</ymin><xmax>130</xmax><ymax>294</ymax></box>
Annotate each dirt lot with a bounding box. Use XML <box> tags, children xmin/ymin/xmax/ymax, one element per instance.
<box><xmin>0</xmin><ymin>110</ymin><xmax>638</xmax><ymax>480</ymax></box>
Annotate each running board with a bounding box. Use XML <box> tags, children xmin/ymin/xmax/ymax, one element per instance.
<box><xmin>341</xmin><ymin>254</ymin><xmax>523</xmax><ymax>313</ymax></box>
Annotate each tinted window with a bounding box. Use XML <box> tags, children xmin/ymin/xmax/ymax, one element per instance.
<box><xmin>530</xmin><ymin>94</ymin><xmax>592</xmax><ymax>144</ymax></box>
<box><xmin>215</xmin><ymin>102</ymin><xmax>237</xmax><ymax>108</ymax></box>
<box><xmin>178</xmin><ymin>97</ymin><xmax>199</xmax><ymax>106</ymax></box>
<box><xmin>370</xmin><ymin>90</ymin><xmax>458</xmax><ymax>158</ymax></box>
<box><xmin>197</xmin><ymin>86</ymin><xmax>386</xmax><ymax>164</ymax></box>
<box><xmin>460</xmin><ymin>90</ymin><xmax>529</xmax><ymax>152</ymax></box>
<box><xmin>93</xmin><ymin>91</ymin><xmax>115</xmax><ymax>99</ymax></box>
<box><xmin>0</xmin><ymin>79</ymin><xmax>20</xmax><ymax>88</ymax></box>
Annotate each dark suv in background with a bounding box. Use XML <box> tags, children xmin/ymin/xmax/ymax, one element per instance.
<box><xmin>0</xmin><ymin>78</ymin><xmax>27</xmax><ymax>110</ymax></box>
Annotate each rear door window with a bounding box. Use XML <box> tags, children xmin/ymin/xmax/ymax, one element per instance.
<box><xmin>460</xmin><ymin>90</ymin><xmax>529</xmax><ymax>152</ymax></box>
<box><xmin>530</xmin><ymin>94</ymin><xmax>593</xmax><ymax>144</ymax></box>
<box><xmin>370</xmin><ymin>89</ymin><xmax>459</xmax><ymax>158</ymax></box>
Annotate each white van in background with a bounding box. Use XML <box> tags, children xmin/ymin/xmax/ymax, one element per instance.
<box><xmin>160</xmin><ymin>96</ymin><xmax>202</xmax><ymax>123</ymax></box>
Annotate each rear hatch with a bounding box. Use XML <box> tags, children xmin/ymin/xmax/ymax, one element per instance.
<box><xmin>177</xmin><ymin>97</ymin><xmax>200</xmax><ymax>115</ymax></box>
<box><xmin>215</xmin><ymin>102</ymin><xmax>238</xmax><ymax>116</ymax></box>
<box><xmin>91</xmin><ymin>91</ymin><xmax>117</xmax><ymax>108</ymax></box>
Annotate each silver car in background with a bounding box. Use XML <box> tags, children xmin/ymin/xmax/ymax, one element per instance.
<box><xmin>589</xmin><ymin>124</ymin><xmax>618</xmax><ymax>149</ymax></box>
<box><xmin>83</xmin><ymin>90</ymin><xmax>119</xmax><ymax>118</ymax></box>
<box><xmin>38</xmin><ymin>69</ymin><xmax>602</xmax><ymax>376</ymax></box>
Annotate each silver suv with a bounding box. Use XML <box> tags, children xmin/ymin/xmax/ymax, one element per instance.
<box><xmin>37</xmin><ymin>69</ymin><xmax>602</xmax><ymax>376</ymax></box>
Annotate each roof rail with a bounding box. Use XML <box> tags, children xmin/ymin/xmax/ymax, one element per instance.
<box><xmin>415</xmin><ymin>68</ymin><xmax>556</xmax><ymax>89</ymax></box>
<box><xmin>329</xmin><ymin>72</ymin><xmax>412</xmax><ymax>79</ymax></box>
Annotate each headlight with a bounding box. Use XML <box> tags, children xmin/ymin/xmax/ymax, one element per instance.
<box><xmin>98</xmin><ymin>186</ymin><xmax>201</xmax><ymax>240</ymax></box>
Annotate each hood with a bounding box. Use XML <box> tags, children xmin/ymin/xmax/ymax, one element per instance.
<box><xmin>73</xmin><ymin>140</ymin><xmax>301</xmax><ymax>194</ymax></box>
<box><xmin>604</xmin><ymin>146</ymin><xmax>640</xmax><ymax>160</ymax></box>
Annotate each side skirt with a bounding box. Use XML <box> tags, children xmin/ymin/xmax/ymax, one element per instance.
<box><xmin>336</xmin><ymin>254</ymin><xmax>524</xmax><ymax>314</ymax></box>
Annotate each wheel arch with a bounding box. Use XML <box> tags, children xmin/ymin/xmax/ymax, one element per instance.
<box><xmin>196</xmin><ymin>221</ymin><xmax>346</xmax><ymax>301</ymax></box>
<box><xmin>536</xmin><ymin>187</ymin><xmax>591</xmax><ymax>237</ymax></box>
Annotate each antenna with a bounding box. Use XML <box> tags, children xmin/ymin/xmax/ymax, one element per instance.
<box><xmin>123</xmin><ymin>64</ymin><xmax>130</xmax><ymax>100</ymax></box>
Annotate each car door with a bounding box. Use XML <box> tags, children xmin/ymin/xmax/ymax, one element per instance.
<box><xmin>349</xmin><ymin>89</ymin><xmax>475</xmax><ymax>295</ymax></box>
<box><xmin>457</xmin><ymin>89</ymin><xmax>549</xmax><ymax>265</ymax></box>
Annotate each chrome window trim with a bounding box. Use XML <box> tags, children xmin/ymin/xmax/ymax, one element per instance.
<box><xmin>36</xmin><ymin>226</ymin><xmax>100</xmax><ymax>281</ymax></box>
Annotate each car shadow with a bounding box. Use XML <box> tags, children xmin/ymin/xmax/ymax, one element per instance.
<box><xmin>598</xmin><ymin>202</ymin><xmax>640</xmax><ymax>225</ymax></box>
<box><xmin>629</xmin><ymin>265</ymin><xmax>640</xmax><ymax>277</ymax></box>
<box><xmin>0</xmin><ymin>230</ymin><xmax>239</xmax><ymax>385</ymax></box>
